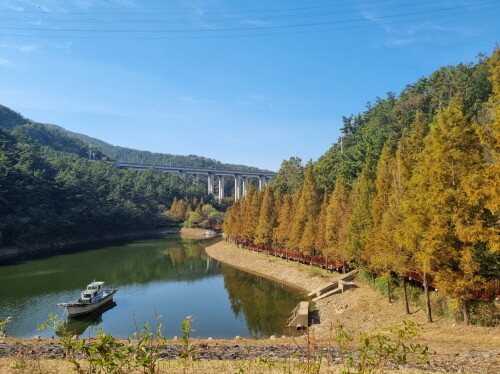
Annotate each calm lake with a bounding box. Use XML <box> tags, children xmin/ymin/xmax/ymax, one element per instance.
<box><xmin>0</xmin><ymin>237</ymin><xmax>303</xmax><ymax>339</ymax></box>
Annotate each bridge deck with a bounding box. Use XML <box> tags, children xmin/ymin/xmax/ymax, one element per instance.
<box><xmin>115</xmin><ymin>162</ymin><xmax>276</xmax><ymax>177</ymax></box>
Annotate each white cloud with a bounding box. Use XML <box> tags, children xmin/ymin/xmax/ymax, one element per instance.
<box><xmin>49</xmin><ymin>41</ymin><xmax>73</xmax><ymax>54</ymax></box>
<box><xmin>18</xmin><ymin>44</ymin><xmax>37</xmax><ymax>52</ymax></box>
<box><xmin>383</xmin><ymin>37</ymin><xmax>428</xmax><ymax>47</ymax></box>
<box><xmin>0</xmin><ymin>58</ymin><xmax>14</xmax><ymax>67</ymax></box>
<box><xmin>179</xmin><ymin>96</ymin><xmax>214</xmax><ymax>105</ymax></box>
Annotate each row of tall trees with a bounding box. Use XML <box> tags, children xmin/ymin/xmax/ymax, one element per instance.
<box><xmin>224</xmin><ymin>49</ymin><xmax>500</xmax><ymax>324</ymax></box>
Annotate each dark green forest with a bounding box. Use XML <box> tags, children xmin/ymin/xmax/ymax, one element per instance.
<box><xmin>0</xmin><ymin>105</ymin><xmax>254</xmax><ymax>249</ymax></box>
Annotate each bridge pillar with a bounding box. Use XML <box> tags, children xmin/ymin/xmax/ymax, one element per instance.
<box><xmin>258</xmin><ymin>176</ymin><xmax>267</xmax><ymax>190</ymax></box>
<box><xmin>207</xmin><ymin>173</ymin><xmax>215</xmax><ymax>195</ymax></box>
<box><xmin>242</xmin><ymin>176</ymin><xmax>249</xmax><ymax>197</ymax></box>
<box><xmin>234</xmin><ymin>174</ymin><xmax>242</xmax><ymax>200</ymax></box>
<box><xmin>218</xmin><ymin>176</ymin><xmax>225</xmax><ymax>201</ymax></box>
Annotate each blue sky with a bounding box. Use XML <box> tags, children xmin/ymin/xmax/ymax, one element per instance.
<box><xmin>0</xmin><ymin>0</ymin><xmax>499</xmax><ymax>170</ymax></box>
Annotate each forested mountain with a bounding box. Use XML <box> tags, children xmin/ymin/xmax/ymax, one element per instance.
<box><xmin>0</xmin><ymin>126</ymin><xmax>209</xmax><ymax>248</ymax></box>
<box><xmin>225</xmin><ymin>48</ymin><xmax>499</xmax><ymax>326</ymax></box>
<box><xmin>0</xmin><ymin>105</ymin><xmax>104</xmax><ymax>160</ymax></box>
<box><xmin>48</xmin><ymin>125</ymin><xmax>269</xmax><ymax>172</ymax></box>
<box><xmin>0</xmin><ymin>104</ymin><xmax>260</xmax><ymax>249</ymax></box>
<box><xmin>0</xmin><ymin>104</ymin><xmax>269</xmax><ymax>172</ymax></box>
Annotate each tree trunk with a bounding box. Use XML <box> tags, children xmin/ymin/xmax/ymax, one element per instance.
<box><xmin>462</xmin><ymin>300</ymin><xmax>470</xmax><ymax>325</ymax></box>
<box><xmin>372</xmin><ymin>273</ymin><xmax>376</xmax><ymax>286</ymax></box>
<box><xmin>423</xmin><ymin>272</ymin><xmax>433</xmax><ymax>323</ymax></box>
<box><xmin>402</xmin><ymin>276</ymin><xmax>410</xmax><ymax>315</ymax></box>
<box><xmin>387</xmin><ymin>278</ymin><xmax>392</xmax><ymax>303</ymax></box>
<box><xmin>342</xmin><ymin>262</ymin><xmax>346</xmax><ymax>274</ymax></box>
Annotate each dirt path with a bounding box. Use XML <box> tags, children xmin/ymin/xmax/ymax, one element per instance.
<box><xmin>206</xmin><ymin>241</ymin><xmax>499</xmax><ymax>372</ymax></box>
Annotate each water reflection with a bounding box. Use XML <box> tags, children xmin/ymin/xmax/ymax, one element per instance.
<box><xmin>1</xmin><ymin>237</ymin><xmax>303</xmax><ymax>338</ymax></box>
<box><xmin>63</xmin><ymin>302</ymin><xmax>117</xmax><ymax>336</ymax></box>
<box><xmin>222</xmin><ymin>266</ymin><xmax>303</xmax><ymax>337</ymax></box>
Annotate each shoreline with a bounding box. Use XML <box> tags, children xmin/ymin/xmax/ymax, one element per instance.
<box><xmin>205</xmin><ymin>241</ymin><xmax>499</xmax><ymax>357</ymax></box>
<box><xmin>0</xmin><ymin>227</ymin><xmax>218</xmax><ymax>262</ymax></box>
<box><xmin>0</xmin><ymin>239</ymin><xmax>497</xmax><ymax>373</ymax></box>
<box><xmin>205</xmin><ymin>240</ymin><xmax>338</xmax><ymax>295</ymax></box>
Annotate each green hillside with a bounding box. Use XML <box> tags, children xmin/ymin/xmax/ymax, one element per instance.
<box><xmin>0</xmin><ymin>105</ymin><xmax>242</xmax><ymax>249</ymax></box>
<box><xmin>0</xmin><ymin>104</ymin><xmax>269</xmax><ymax>172</ymax></box>
<box><xmin>48</xmin><ymin>124</ymin><xmax>269</xmax><ymax>172</ymax></box>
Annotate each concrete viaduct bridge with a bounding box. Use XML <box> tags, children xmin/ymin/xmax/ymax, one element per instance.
<box><xmin>115</xmin><ymin>162</ymin><xmax>276</xmax><ymax>201</ymax></box>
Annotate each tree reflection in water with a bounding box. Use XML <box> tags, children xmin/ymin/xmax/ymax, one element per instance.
<box><xmin>221</xmin><ymin>265</ymin><xmax>304</xmax><ymax>337</ymax></box>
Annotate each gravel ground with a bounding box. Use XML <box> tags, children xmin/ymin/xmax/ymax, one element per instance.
<box><xmin>205</xmin><ymin>240</ymin><xmax>500</xmax><ymax>373</ymax></box>
<box><xmin>0</xmin><ymin>338</ymin><xmax>498</xmax><ymax>373</ymax></box>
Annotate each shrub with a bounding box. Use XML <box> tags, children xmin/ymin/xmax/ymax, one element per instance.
<box><xmin>0</xmin><ymin>316</ymin><xmax>12</xmax><ymax>337</ymax></box>
<box><xmin>469</xmin><ymin>300</ymin><xmax>499</xmax><ymax>326</ymax></box>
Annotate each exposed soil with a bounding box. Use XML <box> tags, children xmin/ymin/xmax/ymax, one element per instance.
<box><xmin>205</xmin><ymin>240</ymin><xmax>500</xmax><ymax>373</ymax></box>
<box><xmin>206</xmin><ymin>241</ymin><xmax>338</xmax><ymax>294</ymax></box>
<box><xmin>180</xmin><ymin>228</ymin><xmax>219</xmax><ymax>239</ymax></box>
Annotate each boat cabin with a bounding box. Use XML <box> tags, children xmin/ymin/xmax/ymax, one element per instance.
<box><xmin>80</xmin><ymin>281</ymin><xmax>105</xmax><ymax>303</ymax></box>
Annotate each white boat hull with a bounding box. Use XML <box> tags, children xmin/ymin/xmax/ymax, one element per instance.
<box><xmin>59</xmin><ymin>290</ymin><xmax>116</xmax><ymax>317</ymax></box>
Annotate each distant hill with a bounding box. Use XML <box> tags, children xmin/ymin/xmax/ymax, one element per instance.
<box><xmin>0</xmin><ymin>104</ymin><xmax>270</xmax><ymax>172</ymax></box>
<box><xmin>0</xmin><ymin>105</ymin><xmax>103</xmax><ymax>159</ymax></box>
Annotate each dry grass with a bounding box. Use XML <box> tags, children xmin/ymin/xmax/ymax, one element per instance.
<box><xmin>206</xmin><ymin>241</ymin><xmax>500</xmax><ymax>354</ymax></box>
<box><xmin>0</xmin><ymin>358</ymin><xmax>457</xmax><ymax>374</ymax></box>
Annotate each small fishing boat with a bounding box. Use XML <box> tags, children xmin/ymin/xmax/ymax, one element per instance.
<box><xmin>57</xmin><ymin>281</ymin><xmax>117</xmax><ymax>317</ymax></box>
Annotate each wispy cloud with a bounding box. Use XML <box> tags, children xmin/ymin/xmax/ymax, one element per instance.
<box><xmin>18</xmin><ymin>44</ymin><xmax>37</xmax><ymax>52</ymax></box>
<box><xmin>360</xmin><ymin>10</ymin><xmax>377</xmax><ymax>21</ymax></box>
<box><xmin>49</xmin><ymin>41</ymin><xmax>73</xmax><ymax>54</ymax></box>
<box><xmin>239</xmin><ymin>18</ymin><xmax>273</xmax><ymax>28</ymax></box>
<box><xmin>0</xmin><ymin>58</ymin><xmax>14</xmax><ymax>67</ymax></box>
<box><xmin>0</xmin><ymin>42</ymin><xmax>39</xmax><ymax>52</ymax></box>
<box><xmin>359</xmin><ymin>4</ymin><xmax>478</xmax><ymax>48</ymax></box>
<box><xmin>178</xmin><ymin>96</ymin><xmax>214</xmax><ymax>105</ymax></box>
<box><xmin>382</xmin><ymin>37</ymin><xmax>430</xmax><ymax>47</ymax></box>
